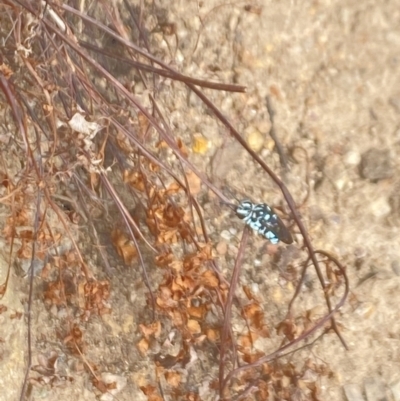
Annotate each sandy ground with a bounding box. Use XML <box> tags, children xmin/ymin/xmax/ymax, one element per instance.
<box><xmin>1</xmin><ymin>0</ymin><xmax>400</xmax><ymax>400</ymax></box>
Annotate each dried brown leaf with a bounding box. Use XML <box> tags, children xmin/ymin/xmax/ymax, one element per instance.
<box><xmin>187</xmin><ymin>319</ymin><xmax>201</xmax><ymax>335</ymax></box>
<box><xmin>186</xmin><ymin>171</ymin><xmax>202</xmax><ymax>195</ymax></box>
<box><xmin>111</xmin><ymin>228</ymin><xmax>137</xmax><ymax>264</ymax></box>
<box><xmin>187</xmin><ymin>305</ymin><xmax>207</xmax><ymax>319</ymax></box>
<box><xmin>200</xmin><ymin>270</ymin><xmax>219</xmax><ymax>288</ymax></box>
<box><xmin>139</xmin><ymin>321</ymin><xmax>162</xmax><ymax>339</ymax></box>
<box><xmin>140</xmin><ymin>384</ymin><xmax>163</xmax><ymax>401</ymax></box>
<box><xmin>165</xmin><ymin>371</ymin><xmax>181</xmax><ymax>387</ymax></box>
<box><xmin>136</xmin><ymin>338</ymin><xmax>149</xmax><ymax>355</ymax></box>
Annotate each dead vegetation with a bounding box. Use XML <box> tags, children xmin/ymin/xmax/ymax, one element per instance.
<box><xmin>0</xmin><ymin>1</ymin><xmax>348</xmax><ymax>400</ymax></box>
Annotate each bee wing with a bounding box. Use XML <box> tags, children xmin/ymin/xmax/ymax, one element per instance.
<box><xmin>272</xmin><ymin>215</ymin><xmax>293</xmax><ymax>244</ymax></box>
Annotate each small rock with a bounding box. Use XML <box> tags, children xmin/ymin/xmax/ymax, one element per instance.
<box><xmin>343</xmin><ymin>384</ymin><xmax>364</xmax><ymax>401</ymax></box>
<box><xmin>228</xmin><ymin>227</ymin><xmax>238</xmax><ymax>236</ymax></box>
<box><xmin>307</xmin><ymin>205</ymin><xmax>324</xmax><ymax>222</ymax></box>
<box><xmin>359</xmin><ymin>149</ymin><xmax>394</xmax><ymax>181</ymax></box>
<box><xmin>50</xmin><ymin>304</ymin><xmax>58</xmax><ymax>317</ymax></box>
<box><xmin>216</xmin><ymin>241</ymin><xmax>227</xmax><ymax>255</ymax></box>
<box><xmin>355</xmin><ymin>302</ymin><xmax>375</xmax><ymax>319</ymax></box>
<box><xmin>246</xmin><ymin>127</ymin><xmax>264</xmax><ymax>152</ymax></box>
<box><xmin>100</xmin><ymin>373</ymin><xmax>127</xmax><ymax>401</ymax></box>
<box><xmin>16</xmin><ymin>258</ymin><xmax>44</xmax><ymax>277</ymax></box>
<box><xmin>389</xmin><ymin>94</ymin><xmax>400</xmax><ymax>112</ymax></box>
<box><xmin>250</xmin><ymin>283</ymin><xmax>260</xmax><ymax>294</ymax></box>
<box><xmin>192</xmin><ymin>133</ymin><xmax>209</xmax><ymax>154</ymax></box>
<box><xmin>390</xmin><ymin>380</ymin><xmax>400</xmax><ymax>401</ymax></box>
<box><xmin>270</xmin><ymin>286</ymin><xmax>283</xmax><ymax>303</ymax></box>
<box><xmin>370</xmin><ymin>196</ymin><xmax>391</xmax><ymax>218</ymax></box>
<box><xmin>389</xmin><ymin>186</ymin><xmax>400</xmax><ymax>217</ymax></box>
<box><xmin>364</xmin><ymin>377</ymin><xmax>388</xmax><ymax>401</ymax></box>
<box><xmin>344</xmin><ymin>150</ymin><xmax>361</xmax><ymax>166</ymax></box>
<box><xmin>391</xmin><ymin>261</ymin><xmax>400</xmax><ymax>276</ymax></box>
<box><xmin>220</xmin><ymin>230</ymin><xmax>233</xmax><ymax>241</ymax></box>
<box><xmin>186</xmin><ymin>171</ymin><xmax>202</xmax><ymax>195</ymax></box>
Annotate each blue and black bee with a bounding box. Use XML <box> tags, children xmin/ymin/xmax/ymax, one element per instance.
<box><xmin>236</xmin><ymin>200</ymin><xmax>293</xmax><ymax>244</ymax></box>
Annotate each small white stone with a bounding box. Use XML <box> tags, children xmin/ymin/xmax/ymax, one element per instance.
<box><xmin>228</xmin><ymin>227</ymin><xmax>237</xmax><ymax>236</ymax></box>
<box><xmin>390</xmin><ymin>380</ymin><xmax>400</xmax><ymax>401</ymax></box>
<box><xmin>100</xmin><ymin>373</ymin><xmax>127</xmax><ymax>401</ymax></box>
<box><xmin>370</xmin><ymin>197</ymin><xmax>391</xmax><ymax>218</ymax></box>
<box><xmin>220</xmin><ymin>230</ymin><xmax>233</xmax><ymax>241</ymax></box>
<box><xmin>250</xmin><ymin>283</ymin><xmax>260</xmax><ymax>294</ymax></box>
<box><xmin>344</xmin><ymin>150</ymin><xmax>361</xmax><ymax>165</ymax></box>
<box><xmin>334</xmin><ymin>178</ymin><xmax>346</xmax><ymax>190</ymax></box>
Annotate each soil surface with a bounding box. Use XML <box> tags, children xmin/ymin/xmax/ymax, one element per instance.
<box><xmin>1</xmin><ymin>1</ymin><xmax>400</xmax><ymax>400</ymax></box>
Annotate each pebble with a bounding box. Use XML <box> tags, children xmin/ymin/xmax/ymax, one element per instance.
<box><xmin>343</xmin><ymin>384</ymin><xmax>364</xmax><ymax>401</ymax></box>
<box><xmin>228</xmin><ymin>227</ymin><xmax>238</xmax><ymax>236</ymax></box>
<box><xmin>391</xmin><ymin>260</ymin><xmax>400</xmax><ymax>276</ymax></box>
<box><xmin>364</xmin><ymin>377</ymin><xmax>388</xmax><ymax>401</ymax></box>
<box><xmin>270</xmin><ymin>286</ymin><xmax>283</xmax><ymax>303</ymax></box>
<box><xmin>192</xmin><ymin>133</ymin><xmax>209</xmax><ymax>154</ymax></box>
<box><xmin>220</xmin><ymin>230</ymin><xmax>233</xmax><ymax>241</ymax></box>
<box><xmin>344</xmin><ymin>150</ymin><xmax>361</xmax><ymax>166</ymax></box>
<box><xmin>100</xmin><ymin>373</ymin><xmax>127</xmax><ymax>401</ymax></box>
<box><xmin>17</xmin><ymin>259</ymin><xmax>44</xmax><ymax>277</ymax></box>
<box><xmin>216</xmin><ymin>241</ymin><xmax>227</xmax><ymax>255</ymax></box>
<box><xmin>369</xmin><ymin>196</ymin><xmax>391</xmax><ymax>218</ymax></box>
<box><xmin>250</xmin><ymin>282</ymin><xmax>260</xmax><ymax>294</ymax></box>
<box><xmin>344</xmin><ymin>380</ymin><xmax>400</xmax><ymax>401</ymax></box>
<box><xmin>355</xmin><ymin>302</ymin><xmax>375</xmax><ymax>319</ymax></box>
<box><xmin>50</xmin><ymin>304</ymin><xmax>58</xmax><ymax>317</ymax></box>
<box><xmin>245</xmin><ymin>127</ymin><xmax>264</xmax><ymax>152</ymax></box>
<box><xmin>390</xmin><ymin>380</ymin><xmax>400</xmax><ymax>401</ymax></box>
<box><xmin>359</xmin><ymin>149</ymin><xmax>394</xmax><ymax>181</ymax></box>
<box><xmin>389</xmin><ymin>95</ymin><xmax>400</xmax><ymax>112</ymax></box>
